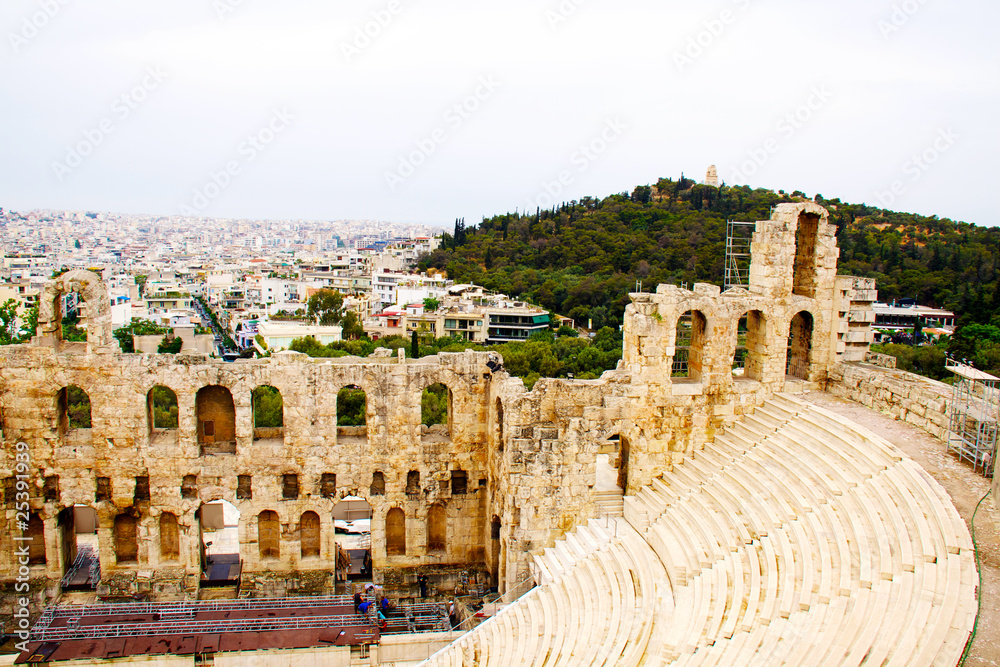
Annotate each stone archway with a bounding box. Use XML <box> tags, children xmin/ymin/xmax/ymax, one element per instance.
<box><xmin>787</xmin><ymin>311</ymin><xmax>815</xmax><ymax>380</ymax></box>
<box><xmin>37</xmin><ymin>270</ymin><xmax>116</xmax><ymax>352</ymax></box>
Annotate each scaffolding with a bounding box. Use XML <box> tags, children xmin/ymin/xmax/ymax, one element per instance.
<box><xmin>725</xmin><ymin>220</ymin><xmax>756</xmax><ymax>291</ymax></box>
<box><xmin>672</xmin><ymin>312</ymin><xmax>692</xmax><ymax>377</ymax></box>
<box><xmin>945</xmin><ymin>356</ymin><xmax>1000</xmax><ymax>477</ymax></box>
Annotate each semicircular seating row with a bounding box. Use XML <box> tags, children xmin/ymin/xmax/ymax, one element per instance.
<box><xmin>420</xmin><ymin>393</ymin><xmax>977</xmax><ymax>667</ymax></box>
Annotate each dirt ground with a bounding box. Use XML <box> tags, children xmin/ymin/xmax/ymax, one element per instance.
<box><xmin>802</xmin><ymin>391</ymin><xmax>1000</xmax><ymax>667</ymax></box>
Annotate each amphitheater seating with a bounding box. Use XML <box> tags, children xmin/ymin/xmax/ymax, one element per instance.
<box><xmin>420</xmin><ymin>394</ymin><xmax>977</xmax><ymax>666</ymax></box>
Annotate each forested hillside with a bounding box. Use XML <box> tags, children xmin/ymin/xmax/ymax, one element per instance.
<box><xmin>420</xmin><ymin>178</ymin><xmax>1000</xmax><ymax>333</ymax></box>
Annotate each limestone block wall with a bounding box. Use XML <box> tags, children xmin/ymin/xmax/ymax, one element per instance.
<box><xmin>827</xmin><ymin>362</ymin><xmax>952</xmax><ymax>438</ymax></box>
<box><xmin>0</xmin><ymin>346</ymin><xmax>501</xmax><ymax>603</ymax></box>
<box><xmin>0</xmin><ymin>201</ymin><xmax>874</xmax><ymax>615</ymax></box>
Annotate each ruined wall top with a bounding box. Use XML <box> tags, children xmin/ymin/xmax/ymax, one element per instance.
<box><xmin>35</xmin><ymin>269</ymin><xmax>117</xmax><ymax>354</ymax></box>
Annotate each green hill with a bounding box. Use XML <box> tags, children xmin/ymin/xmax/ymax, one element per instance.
<box><xmin>421</xmin><ymin>177</ymin><xmax>1000</xmax><ymax>334</ymax></box>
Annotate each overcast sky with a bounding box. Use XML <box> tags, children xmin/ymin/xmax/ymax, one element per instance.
<box><xmin>1</xmin><ymin>0</ymin><xmax>996</xmax><ymax>227</ymax></box>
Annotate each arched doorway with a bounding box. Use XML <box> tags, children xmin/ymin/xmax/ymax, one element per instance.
<box><xmin>60</xmin><ymin>505</ymin><xmax>99</xmax><ymax>590</ymax></box>
<box><xmin>333</xmin><ymin>497</ymin><xmax>372</xmax><ymax>580</ymax></box>
<box><xmin>672</xmin><ymin>310</ymin><xmax>707</xmax><ymax>381</ymax></box>
<box><xmin>594</xmin><ymin>434</ymin><xmax>629</xmax><ymax>496</ymax></box>
<box><xmin>787</xmin><ymin>311</ymin><xmax>814</xmax><ymax>380</ymax></box>
<box><xmin>733</xmin><ymin>311</ymin><xmax>767</xmax><ymax>381</ymax></box>
<box><xmin>198</xmin><ymin>499</ymin><xmax>241</xmax><ymax>586</ymax></box>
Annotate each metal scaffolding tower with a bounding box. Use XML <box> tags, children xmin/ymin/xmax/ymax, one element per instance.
<box><xmin>945</xmin><ymin>356</ymin><xmax>1000</xmax><ymax>477</ymax></box>
<box><xmin>725</xmin><ymin>220</ymin><xmax>756</xmax><ymax>291</ymax></box>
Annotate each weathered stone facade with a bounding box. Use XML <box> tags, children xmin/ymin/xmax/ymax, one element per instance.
<box><xmin>0</xmin><ymin>202</ymin><xmax>859</xmax><ymax>622</ymax></box>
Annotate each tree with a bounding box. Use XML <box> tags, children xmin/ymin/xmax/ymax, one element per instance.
<box><xmin>0</xmin><ymin>299</ymin><xmax>20</xmax><ymax>344</ymax></box>
<box><xmin>421</xmin><ymin>384</ymin><xmax>448</xmax><ymax>426</ymax></box>
<box><xmin>157</xmin><ymin>335</ymin><xmax>183</xmax><ymax>353</ymax></box>
<box><xmin>423</xmin><ymin>297</ymin><xmax>440</xmax><ymax>311</ymax></box>
<box><xmin>252</xmin><ymin>386</ymin><xmax>284</xmax><ymax>428</ymax></box>
<box><xmin>337</xmin><ymin>387</ymin><xmax>367</xmax><ymax>426</ymax></box>
<box><xmin>67</xmin><ymin>386</ymin><xmax>91</xmax><ymax>429</ymax></box>
<box><xmin>151</xmin><ymin>386</ymin><xmax>178</xmax><ymax>428</ymax></box>
<box><xmin>411</xmin><ymin>330</ymin><xmax>419</xmax><ymax>359</ymax></box>
<box><xmin>114</xmin><ymin>319</ymin><xmax>170</xmax><ymax>353</ymax></box>
<box><xmin>307</xmin><ymin>289</ymin><xmax>344</xmax><ymax>325</ymax></box>
<box><xmin>341</xmin><ymin>311</ymin><xmax>365</xmax><ymax>340</ymax></box>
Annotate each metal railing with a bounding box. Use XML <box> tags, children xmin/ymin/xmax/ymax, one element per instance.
<box><xmin>416</xmin><ymin>574</ymin><xmax>537</xmax><ymax>665</ymax></box>
<box><xmin>32</xmin><ymin>612</ymin><xmax>371</xmax><ymax>641</ymax></box>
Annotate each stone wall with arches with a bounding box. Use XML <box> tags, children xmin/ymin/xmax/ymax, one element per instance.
<box><xmin>0</xmin><ymin>202</ymin><xmax>874</xmax><ymax>614</ymax></box>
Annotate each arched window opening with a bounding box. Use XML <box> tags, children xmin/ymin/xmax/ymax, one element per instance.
<box><xmin>672</xmin><ymin>310</ymin><xmax>707</xmax><ymax>381</ymax></box>
<box><xmin>793</xmin><ymin>212</ymin><xmax>820</xmax><ymax>299</ymax></box>
<box><xmin>258</xmin><ymin>510</ymin><xmax>280</xmax><ymax>559</ymax></box>
<box><xmin>159</xmin><ymin>512</ymin><xmax>180</xmax><ymax>561</ymax></box>
<box><xmin>114</xmin><ymin>513</ymin><xmax>138</xmax><ymax>564</ymax></box>
<box><xmin>61</xmin><ymin>290</ymin><xmax>88</xmax><ymax>343</ymax></box>
<box><xmin>300</xmin><ymin>511</ymin><xmax>321</xmax><ymax>558</ymax></box>
<box><xmin>148</xmin><ymin>386</ymin><xmax>178</xmax><ymax>429</ymax></box>
<box><xmin>386</xmin><ymin>507</ymin><xmax>406</xmax><ymax>556</ymax></box>
<box><xmin>337</xmin><ymin>385</ymin><xmax>367</xmax><ymax>444</ymax></box>
<box><xmin>732</xmin><ymin>311</ymin><xmax>766</xmax><ymax>382</ymax></box>
<box><xmin>427</xmin><ymin>505</ymin><xmax>447</xmax><ymax>552</ymax></box>
<box><xmin>60</xmin><ymin>385</ymin><xmax>91</xmax><ymax>431</ymax></box>
<box><xmin>252</xmin><ymin>385</ymin><xmax>284</xmax><ymax>442</ymax></box>
<box><xmin>421</xmin><ymin>383</ymin><xmax>452</xmax><ymax>443</ymax></box>
<box><xmin>787</xmin><ymin>311</ymin><xmax>815</xmax><ymax>380</ymax></box>
<box><xmin>196</xmin><ymin>385</ymin><xmax>236</xmax><ymax>455</ymax></box>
